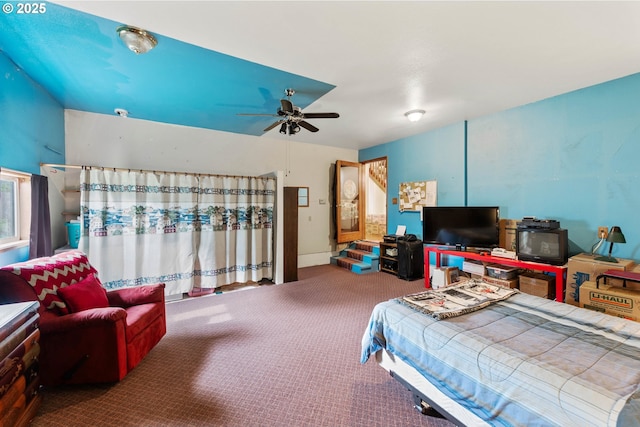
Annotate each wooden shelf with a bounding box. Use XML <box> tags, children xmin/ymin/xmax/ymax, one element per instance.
<box><xmin>380</xmin><ymin>241</ymin><xmax>398</xmax><ymax>275</ymax></box>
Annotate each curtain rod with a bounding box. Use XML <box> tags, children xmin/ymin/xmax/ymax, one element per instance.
<box><xmin>40</xmin><ymin>163</ymin><xmax>268</xmax><ymax>180</ymax></box>
<box><xmin>0</xmin><ymin>167</ymin><xmax>31</xmax><ymax>178</ymax></box>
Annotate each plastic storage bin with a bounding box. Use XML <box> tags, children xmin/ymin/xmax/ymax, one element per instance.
<box><xmin>486</xmin><ymin>264</ymin><xmax>519</xmax><ymax>280</ymax></box>
<box><xmin>65</xmin><ymin>222</ymin><xmax>81</xmax><ymax>249</ymax></box>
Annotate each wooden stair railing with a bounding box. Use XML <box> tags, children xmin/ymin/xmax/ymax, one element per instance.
<box><xmin>368</xmin><ymin>160</ymin><xmax>387</xmax><ymax>192</ymax></box>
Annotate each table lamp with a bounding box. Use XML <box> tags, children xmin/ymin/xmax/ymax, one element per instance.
<box><xmin>595</xmin><ymin>226</ymin><xmax>626</xmax><ymax>263</ymax></box>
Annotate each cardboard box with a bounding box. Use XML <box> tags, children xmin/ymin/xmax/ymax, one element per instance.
<box><xmin>499</xmin><ymin>219</ymin><xmax>518</xmax><ymax>251</ymax></box>
<box><xmin>579</xmin><ymin>279</ymin><xmax>640</xmax><ymax>321</ymax></box>
<box><xmin>431</xmin><ymin>267</ymin><xmax>459</xmax><ymax>289</ymax></box>
<box><xmin>482</xmin><ymin>275</ymin><xmax>519</xmax><ymax>289</ymax></box>
<box><xmin>564</xmin><ymin>253</ymin><xmax>634</xmax><ymax>306</ymax></box>
<box><xmin>519</xmin><ymin>272</ymin><xmax>555</xmax><ymax>299</ymax></box>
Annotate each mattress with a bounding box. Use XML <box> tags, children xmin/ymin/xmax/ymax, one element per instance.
<box><xmin>361</xmin><ymin>291</ymin><xmax>640</xmax><ymax>426</ymax></box>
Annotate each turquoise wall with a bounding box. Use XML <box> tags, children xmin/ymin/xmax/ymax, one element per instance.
<box><xmin>360</xmin><ymin>72</ymin><xmax>640</xmax><ymax>261</ymax></box>
<box><xmin>0</xmin><ymin>52</ymin><xmax>64</xmax><ymax>264</ymax></box>
<box><xmin>361</xmin><ymin>123</ymin><xmax>466</xmax><ymax>239</ymax></box>
<box><xmin>0</xmin><ymin>53</ymin><xmax>65</xmax><ymax>173</ymax></box>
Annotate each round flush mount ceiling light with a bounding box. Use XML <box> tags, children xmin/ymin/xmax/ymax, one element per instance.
<box><xmin>404</xmin><ymin>109</ymin><xmax>425</xmax><ymax>122</ymax></box>
<box><xmin>116</xmin><ymin>25</ymin><xmax>157</xmax><ymax>54</ymax></box>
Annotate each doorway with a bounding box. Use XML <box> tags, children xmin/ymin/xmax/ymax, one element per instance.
<box><xmin>363</xmin><ymin>158</ymin><xmax>387</xmax><ymax>242</ymax></box>
<box><xmin>335</xmin><ymin>157</ymin><xmax>387</xmax><ymax>244</ymax></box>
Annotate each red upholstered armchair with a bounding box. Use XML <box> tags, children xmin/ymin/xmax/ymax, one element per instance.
<box><xmin>0</xmin><ymin>250</ymin><xmax>166</xmax><ymax>386</ymax></box>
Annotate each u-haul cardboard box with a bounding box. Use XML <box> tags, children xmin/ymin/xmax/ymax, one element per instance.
<box><xmin>564</xmin><ymin>253</ymin><xmax>634</xmax><ymax>306</ymax></box>
<box><xmin>579</xmin><ymin>280</ymin><xmax>640</xmax><ymax>321</ymax></box>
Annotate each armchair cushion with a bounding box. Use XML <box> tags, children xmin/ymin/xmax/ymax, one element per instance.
<box><xmin>0</xmin><ymin>250</ymin><xmax>97</xmax><ymax>315</ymax></box>
<box><xmin>37</xmin><ymin>306</ymin><xmax>127</xmax><ymax>334</ymax></box>
<box><xmin>57</xmin><ymin>273</ymin><xmax>108</xmax><ymax>313</ymax></box>
<box><xmin>107</xmin><ymin>283</ymin><xmax>165</xmax><ymax>308</ymax></box>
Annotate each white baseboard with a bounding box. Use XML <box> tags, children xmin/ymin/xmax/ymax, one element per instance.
<box><xmin>298</xmin><ymin>252</ymin><xmax>332</xmax><ymax>268</ymax></box>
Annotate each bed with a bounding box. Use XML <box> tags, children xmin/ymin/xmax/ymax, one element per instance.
<box><xmin>361</xmin><ymin>280</ymin><xmax>640</xmax><ymax>426</ymax></box>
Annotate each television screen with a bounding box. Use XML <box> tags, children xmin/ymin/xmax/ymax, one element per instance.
<box><xmin>518</xmin><ymin>231</ymin><xmax>560</xmax><ymax>257</ymax></box>
<box><xmin>422</xmin><ymin>206</ymin><xmax>499</xmax><ymax>248</ymax></box>
<box><xmin>516</xmin><ymin>228</ymin><xmax>568</xmax><ymax>265</ymax></box>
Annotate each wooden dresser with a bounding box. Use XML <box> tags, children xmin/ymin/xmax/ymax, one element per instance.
<box><xmin>0</xmin><ymin>301</ymin><xmax>41</xmax><ymax>426</ymax></box>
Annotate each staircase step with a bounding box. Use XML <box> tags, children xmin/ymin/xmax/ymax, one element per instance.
<box><xmin>336</xmin><ymin>256</ymin><xmax>360</xmax><ymax>269</ymax></box>
<box><xmin>344</xmin><ymin>248</ymin><xmax>379</xmax><ymax>264</ymax></box>
<box><xmin>355</xmin><ymin>240</ymin><xmax>380</xmax><ymax>255</ymax></box>
<box><xmin>331</xmin><ymin>255</ymin><xmax>375</xmax><ymax>274</ymax></box>
<box><xmin>330</xmin><ymin>240</ymin><xmax>381</xmax><ymax>275</ymax></box>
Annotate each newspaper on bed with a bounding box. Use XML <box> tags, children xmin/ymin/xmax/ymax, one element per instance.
<box><xmin>397</xmin><ymin>279</ymin><xmax>518</xmax><ymax>320</ymax></box>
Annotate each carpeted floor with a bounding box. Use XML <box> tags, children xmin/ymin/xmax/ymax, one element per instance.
<box><xmin>31</xmin><ymin>265</ymin><xmax>455</xmax><ymax>426</ymax></box>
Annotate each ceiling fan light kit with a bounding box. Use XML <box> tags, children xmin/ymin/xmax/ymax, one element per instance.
<box><xmin>289</xmin><ymin>123</ymin><xmax>301</xmax><ymax>135</ymax></box>
<box><xmin>116</xmin><ymin>25</ymin><xmax>157</xmax><ymax>54</ymax></box>
<box><xmin>405</xmin><ymin>109</ymin><xmax>425</xmax><ymax>122</ymax></box>
<box><xmin>238</xmin><ymin>88</ymin><xmax>339</xmax><ymax>135</ymax></box>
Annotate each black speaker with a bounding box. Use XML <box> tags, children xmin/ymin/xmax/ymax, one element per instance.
<box><xmin>397</xmin><ymin>240</ymin><xmax>424</xmax><ymax>281</ymax></box>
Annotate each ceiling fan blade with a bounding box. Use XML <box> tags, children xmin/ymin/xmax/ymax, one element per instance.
<box><xmin>237</xmin><ymin>113</ymin><xmax>279</xmax><ymax>117</ymax></box>
<box><xmin>263</xmin><ymin>120</ymin><xmax>284</xmax><ymax>132</ymax></box>
<box><xmin>301</xmin><ymin>112</ymin><xmax>340</xmax><ymax>119</ymax></box>
<box><xmin>298</xmin><ymin>120</ymin><xmax>319</xmax><ymax>133</ymax></box>
<box><xmin>280</xmin><ymin>99</ymin><xmax>294</xmax><ymax>113</ymax></box>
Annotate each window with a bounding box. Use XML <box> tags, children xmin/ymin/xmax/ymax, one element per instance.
<box><xmin>0</xmin><ymin>176</ymin><xmax>18</xmax><ymax>243</ymax></box>
<box><xmin>0</xmin><ymin>169</ymin><xmax>30</xmax><ymax>248</ymax></box>
<box><xmin>297</xmin><ymin>187</ymin><xmax>309</xmax><ymax>207</ymax></box>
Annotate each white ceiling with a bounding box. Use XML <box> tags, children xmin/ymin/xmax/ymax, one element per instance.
<box><xmin>52</xmin><ymin>1</ymin><xmax>640</xmax><ymax>150</ymax></box>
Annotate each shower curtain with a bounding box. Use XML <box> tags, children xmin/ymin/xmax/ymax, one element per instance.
<box><xmin>195</xmin><ymin>175</ymin><xmax>274</xmax><ymax>289</ymax></box>
<box><xmin>79</xmin><ymin>168</ymin><xmax>274</xmax><ymax>296</ymax></box>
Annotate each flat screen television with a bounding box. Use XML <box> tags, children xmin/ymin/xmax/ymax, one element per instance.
<box><xmin>516</xmin><ymin>228</ymin><xmax>568</xmax><ymax>265</ymax></box>
<box><xmin>422</xmin><ymin>206</ymin><xmax>500</xmax><ymax>249</ymax></box>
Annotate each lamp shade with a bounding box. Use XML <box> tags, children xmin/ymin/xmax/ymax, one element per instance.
<box><xmin>607</xmin><ymin>226</ymin><xmax>626</xmax><ymax>243</ymax></box>
<box><xmin>595</xmin><ymin>225</ymin><xmax>626</xmax><ymax>263</ymax></box>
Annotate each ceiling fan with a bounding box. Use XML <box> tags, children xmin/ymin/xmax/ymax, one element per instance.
<box><xmin>238</xmin><ymin>89</ymin><xmax>339</xmax><ymax>135</ymax></box>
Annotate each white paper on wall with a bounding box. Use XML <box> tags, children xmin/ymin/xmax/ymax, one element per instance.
<box><xmin>399</xmin><ymin>180</ymin><xmax>437</xmax><ymax>212</ymax></box>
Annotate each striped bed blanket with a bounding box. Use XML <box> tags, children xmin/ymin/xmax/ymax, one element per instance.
<box><xmin>361</xmin><ymin>291</ymin><xmax>640</xmax><ymax>426</ymax></box>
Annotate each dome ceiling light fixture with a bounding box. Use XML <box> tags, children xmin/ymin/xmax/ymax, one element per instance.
<box><xmin>404</xmin><ymin>109</ymin><xmax>425</xmax><ymax>122</ymax></box>
<box><xmin>116</xmin><ymin>25</ymin><xmax>157</xmax><ymax>54</ymax></box>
